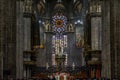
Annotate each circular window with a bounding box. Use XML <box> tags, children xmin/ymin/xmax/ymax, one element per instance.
<box><xmin>52</xmin><ymin>15</ymin><xmax>67</xmax><ymax>32</ymax></box>
<box><xmin>55</xmin><ymin>20</ymin><xmax>63</xmax><ymax>27</ymax></box>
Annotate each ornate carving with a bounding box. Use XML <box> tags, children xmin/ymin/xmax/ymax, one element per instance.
<box><xmin>44</xmin><ymin>20</ymin><xmax>50</xmax><ymax>32</ymax></box>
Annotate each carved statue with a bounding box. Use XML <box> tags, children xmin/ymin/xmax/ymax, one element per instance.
<box><xmin>76</xmin><ymin>34</ymin><xmax>84</xmax><ymax>48</ymax></box>
<box><xmin>69</xmin><ymin>23</ymin><xmax>74</xmax><ymax>32</ymax></box>
<box><xmin>44</xmin><ymin>21</ymin><xmax>50</xmax><ymax>32</ymax></box>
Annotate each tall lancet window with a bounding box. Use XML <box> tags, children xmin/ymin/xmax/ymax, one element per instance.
<box><xmin>51</xmin><ymin>13</ymin><xmax>68</xmax><ymax>66</ymax></box>
<box><xmin>52</xmin><ymin>35</ymin><xmax>68</xmax><ymax>65</ymax></box>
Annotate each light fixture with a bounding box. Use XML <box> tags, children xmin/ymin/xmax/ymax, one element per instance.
<box><xmin>39</xmin><ymin>20</ymin><xmax>41</xmax><ymax>23</ymax></box>
<box><xmin>74</xmin><ymin>22</ymin><xmax>77</xmax><ymax>24</ymax></box>
<box><xmin>77</xmin><ymin>20</ymin><xmax>80</xmax><ymax>23</ymax></box>
<box><xmin>42</xmin><ymin>22</ymin><xmax>45</xmax><ymax>24</ymax></box>
<box><xmin>74</xmin><ymin>20</ymin><xmax>83</xmax><ymax>25</ymax></box>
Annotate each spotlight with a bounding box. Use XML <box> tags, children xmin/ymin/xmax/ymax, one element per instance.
<box><xmin>74</xmin><ymin>22</ymin><xmax>77</xmax><ymax>24</ymax></box>
<box><xmin>77</xmin><ymin>20</ymin><xmax>83</xmax><ymax>25</ymax></box>
<box><xmin>80</xmin><ymin>21</ymin><xmax>83</xmax><ymax>24</ymax></box>
<box><xmin>39</xmin><ymin>20</ymin><xmax>41</xmax><ymax>23</ymax></box>
<box><xmin>77</xmin><ymin>20</ymin><xmax>80</xmax><ymax>23</ymax></box>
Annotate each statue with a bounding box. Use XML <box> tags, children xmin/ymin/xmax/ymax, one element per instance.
<box><xmin>44</xmin><ymin>20</ymin><xmax>50</xmax><ymax>32</ymax></box>
<box><xmin>76</xmin><ymin>34</ymin><xmax>84</xmax><ymax>48</ymax></box>
<box><xmin>69</xmin><ymin>23</ymin><xmax>74</xmax><ymax>32</ymax></box>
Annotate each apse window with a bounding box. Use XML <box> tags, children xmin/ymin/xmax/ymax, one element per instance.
<box><xmin>52</xmin><ymin>35</ymin><xmax>68</xmax><ymax>66</ymax></box>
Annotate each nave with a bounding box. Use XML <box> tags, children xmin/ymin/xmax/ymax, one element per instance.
<box><xmin>0</xmin><ymin>0</ymin><xmax>120</xmax><ymax>80</ymax></box>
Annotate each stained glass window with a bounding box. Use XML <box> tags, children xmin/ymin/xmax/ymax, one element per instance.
<box><xmin>52</xmin><ymin>14</ymin><xmax>67</xmax><ymax>33</ymax></box>
<box><xmin>52</xmin><ymin>35</ymin><xmax>67</xmax><ymax>55</ymax></box>
<box><xmin>52</xmin><ymin>13</ymin><xmax>68</xmax><ymax>66</ymax></box>
<box><xmin>52</xmin><ymin>34</ymin><xmax>68</xmax><ymax>65</ymax></box>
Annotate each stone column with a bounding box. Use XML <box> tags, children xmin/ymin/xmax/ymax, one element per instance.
<box><xmin>110</xmin><ymin>0</ymin><xmax>120</xmax><ymax>78</ymax></box>
<box><xmin>23</xmin><ymin>10</ymin><xmax>32</xmax><ymax>80</ymax></box>
<box><xmin>16</xmin><ymin>0</ymin><xmax>24</xmax><ymax>79</ymax></box>
<box><xmin>0</xmin><ymin>1</ymin><xmax>4</xmax><ymax>79</ymax></box>
<box><xmin>23</xmin><ymin>17</ymin><xmax>31</xmax><ymax>78</ymax></box>
<box><xmin>0</xmin><ymin>0</ymin><xmax>16</xmax><ymax>79</ymax></box>
<box><xmin>91</xmin><ymin>17</ymin><xmax>102</xmax><ymax>50</ymax></box>
<box><xmin>102</xmin><ymin>0</ymin><xmax>120</xmax><ymax>78</ymax></box>
<box><xmin>101</xmin><ymin>0</ymin><xmax>111</xmax><ymax>78</ymax></box>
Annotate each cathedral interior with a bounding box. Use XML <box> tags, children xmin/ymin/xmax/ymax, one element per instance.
<box><xmin>0</xmin><ymin>0</ymin><xmax>120</xmax><ymax>79</ymax></box>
